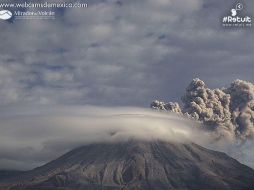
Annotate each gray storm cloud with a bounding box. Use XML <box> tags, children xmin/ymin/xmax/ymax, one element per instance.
<box><xmin>151</xmin><ymin>78</ymin><xmax>254</xmax><ymax>141</ymax></box>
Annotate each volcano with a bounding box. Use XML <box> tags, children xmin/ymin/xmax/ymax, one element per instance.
<box><xmin>1</xmin><ymin>140</ymin><xmax>254</xmax><ymax>190</ymax></box>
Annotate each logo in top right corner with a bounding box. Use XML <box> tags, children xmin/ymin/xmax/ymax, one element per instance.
<box><xmin>222</xmin><ymin>2</ymin><xmax>252</xmax><ymax>27</ymax></box>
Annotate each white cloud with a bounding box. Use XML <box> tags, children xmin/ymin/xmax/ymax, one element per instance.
<box><xmin>0</xmin><ymin>106</ymin><xmax>253</xmax><ymax>170</ymax></box>
<box><xmin>0</xmin><ymin>106</ymin><xmax>205</xmax><ymax>169</ymax></box>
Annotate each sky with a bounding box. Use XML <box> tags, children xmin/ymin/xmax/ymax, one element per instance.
<box><xmin>0</xmin><ymin>0</ymin><xmax>253</xmax><ymax>107</ymax></box>
<box><xmin>0</xmin><ymin>0</ymin><xmax>254</xmax><ymax>170</ymax></box>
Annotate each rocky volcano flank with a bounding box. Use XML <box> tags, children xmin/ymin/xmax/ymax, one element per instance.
<box><xmin>1</xmin><ymin>140</ymin><xmax>254</xmax><ymax>190</ymax></box>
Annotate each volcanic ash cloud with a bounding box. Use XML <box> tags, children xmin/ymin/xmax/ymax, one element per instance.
<box><xmin>151</xmin><ymin>78</ymin><xmax>254</xmax><ymax>142</ymax></box>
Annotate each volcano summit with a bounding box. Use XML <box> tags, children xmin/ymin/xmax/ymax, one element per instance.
<box><xmin>1</xmin><ymin>139</ymin><xmax>254</xmax><ymax>190</ymax></box>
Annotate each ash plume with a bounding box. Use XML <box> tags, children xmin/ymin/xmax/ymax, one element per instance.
<box><xmin>151</xmin><ymin>78</ymin><xmax>254</xmax><ymax>141</ymax></box>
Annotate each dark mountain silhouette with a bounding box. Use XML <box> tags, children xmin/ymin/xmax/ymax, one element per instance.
<box><xmin>0</xmin><ymin>170</ymin><xmax>23</xmax><ymax>181</ymax></box>
<box><xmin>1</xmin><ymin>139</ymin><xmax>254</xmax><ymax>190</ymax></box>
